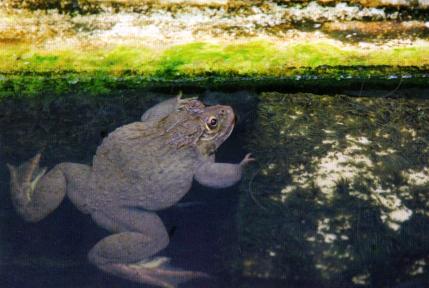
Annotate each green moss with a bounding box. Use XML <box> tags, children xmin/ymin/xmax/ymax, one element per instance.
<box><xmin>277</xmin><ymin>43</ymin><xmax>351</xmax><ymax>67</ymax></box>
<box><xmin>2</xmin><ymin>41</ymin><xmax>429</xmax><ymax>75</ymax></box>
<box><xmin>0</xmin><ymin>41</ymin><xmax>428</xmax><ymax>97</ymax></box>
<box><xmin>220</xmin><ymin>42</ymin><xmax>278</xmax><ymax>75</ymax></box>
<box><xmin>157</xmin><ymin>43</ymin><xmax>225</xmax><ymax>76</ymax></box>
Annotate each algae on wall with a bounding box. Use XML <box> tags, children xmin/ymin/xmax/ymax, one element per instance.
<box><xmin>1</xmin><ymin>0</ymin><xmax>429</xmax><ymax>96</ymax></box>
<box><xmin>236</xmin><ymin>92</ymin><xmax>429</xmax><ymax>287</ymax></box>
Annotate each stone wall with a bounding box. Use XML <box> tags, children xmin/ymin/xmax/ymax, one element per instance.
<box><xmin>235</xmin><ymin>92</ymin><xmax>429</xmax><ymax>286</ymax></box>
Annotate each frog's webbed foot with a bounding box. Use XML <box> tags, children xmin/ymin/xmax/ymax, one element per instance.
<box><xmin>7</xmin><ymin>153</ymin><xmax>50</xmax><ymax>221</ymax></box>
<box><xmin>101</xmin><ymin>257</ymin><xmax>209</xmax><ymax>288</ymax></box>
<box><xmin>7</xmin><ymin>153</ymin><xmax>68</xmax><ymax>222</ymax></box>
<box><xmin>7</xmin><ymin>153</ymin><xmax>46</xmax><ymax>207</ymax></box>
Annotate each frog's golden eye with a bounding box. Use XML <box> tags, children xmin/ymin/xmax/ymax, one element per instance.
<box><xmin>207</xmin><ymin>116</ymin><xmax>218</xmax><ymax>129</ymax></box>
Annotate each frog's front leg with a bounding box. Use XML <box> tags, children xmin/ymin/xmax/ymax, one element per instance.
<box><xmin>141</xmin><ymin>94</ymin><xmax>199</xmax><ymax>122</ymax></box>
<box><xmin>194</xmin><ymin>153</ymin><xmax>255</xmax><ymax>188</ymax></box>
<box><xmin>141</xmin><ymin>97</ymin><xmax>179</xmax><ymax>122</ymax></box>
<box><xmin>89</xmin><ymin>208</ymin><xmax>208</xmax><ymax>288</ymax></box>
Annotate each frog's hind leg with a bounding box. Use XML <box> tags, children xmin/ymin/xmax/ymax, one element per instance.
<box><xmin>7</xmin><ymin>153</ymin><xmax>91</xmax><ymax>222</ymax></box>
<box><xmin>89</xmin><ymin>209</ymin><xmax>209</xmax><ymax>288</ymax></box>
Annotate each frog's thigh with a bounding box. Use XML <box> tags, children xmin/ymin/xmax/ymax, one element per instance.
<box><xmin>89</xmin><ymin>210</ymin><xmax>169</xmax><ymax>265</ymax></box>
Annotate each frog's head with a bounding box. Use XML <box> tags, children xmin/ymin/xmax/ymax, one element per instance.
<box><xmin>198</xmin><ymin>105</ymin><xmax>236</xmax><ymax>150</ymax></box>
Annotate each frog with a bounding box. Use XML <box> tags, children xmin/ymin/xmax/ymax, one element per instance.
<box><xmin>7</xmin><ymin>95</ymin><xmax>254</xmax><ymax>288</ymax></box>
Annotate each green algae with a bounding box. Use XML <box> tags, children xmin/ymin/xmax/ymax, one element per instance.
<box><xmin>2</xmin><ymin>41</ymin><xmax>429</xmax><ymax>74</ymax></box>
<box><xmin>0</xmin><ymin>41</ymin><xmax>428</xmax><ymax>98</ymax></box>
<box><xmin>1</xmin><ymin>70</ymin><xmax>428</xmax><ymax>99</ymax></box>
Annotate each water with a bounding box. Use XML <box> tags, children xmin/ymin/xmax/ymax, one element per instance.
<box><xmin>0</xmin><ymin>88</ymin><xmax>429</xmax><ymax>288</ymax></box>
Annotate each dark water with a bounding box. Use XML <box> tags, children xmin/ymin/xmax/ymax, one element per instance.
<box><xmin>1</xmin><ymin>88</ymin><xmax>429</xmax><ymax>288</ymax></box>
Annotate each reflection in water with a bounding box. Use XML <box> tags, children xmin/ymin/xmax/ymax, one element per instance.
<box><xmin>240</xmin><ymin>92</ymin><xmax>429</xmax><ymax>287</ymax></box>
<box><xmin>1</xmin><ymin>91</ymin><xmax>429</xmax><ymax>288</ymax></box>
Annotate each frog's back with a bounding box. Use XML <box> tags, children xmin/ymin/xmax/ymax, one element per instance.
<box><xmin>91</xmin><ymin>122</ymin><xmax>200</xmax><ymax>211</ymax></box>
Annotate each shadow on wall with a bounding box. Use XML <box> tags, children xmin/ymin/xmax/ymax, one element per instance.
<box><xmin>238</xmin><ymin>92</ymin><xmax>429</xmax><ymax>287</ymax></box>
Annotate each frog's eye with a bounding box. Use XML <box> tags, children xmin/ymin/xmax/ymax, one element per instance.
<box><xmin>207</xmin><ymin>116</ymin><xmax>218</xmax><ymax>129</ymax></box>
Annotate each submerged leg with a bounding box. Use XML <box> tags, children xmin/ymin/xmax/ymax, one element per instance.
<box><xmin>89</xmin><ymin>209</ymin><xmax>208</xmax><ymax>288</ymax></box>
<box><xmin>7</xmin><ymin>153</ymin><xmax>91</xmax><ymax>222</ymax></box>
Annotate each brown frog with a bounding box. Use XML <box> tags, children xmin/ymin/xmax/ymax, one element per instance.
<box><xmin>7</xmin><ymin>96</ymin><xmax>254</xmax><ymax>288</ymax></box>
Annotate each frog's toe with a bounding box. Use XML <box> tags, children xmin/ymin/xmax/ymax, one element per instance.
<box><xmin>101</xmin><ymin>257</ymin><xmax>209</xmax><ymax>288</ymax></box>
<box><xmin>240</xmin><ymin>153</ymin><xmax>256</xmax><ymax>166</ymax></box>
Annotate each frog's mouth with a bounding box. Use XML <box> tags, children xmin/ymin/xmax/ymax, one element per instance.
<box><xmin>223</xmin><ymin>115</ymin><xmax>235</xmax><ymax>139</ymax></box>
<box><xmin>227</xmin><ymin>107</ymin><xmax>236</xmax><ymax>131</ymax></box>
